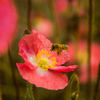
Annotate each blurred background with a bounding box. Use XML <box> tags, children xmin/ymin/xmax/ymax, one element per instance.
<box><xmin>0</xmin><ymin>0</ymin><xmax>100</xmax><ymax>100</ymax></box>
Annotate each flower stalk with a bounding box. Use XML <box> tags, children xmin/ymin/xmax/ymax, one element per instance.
<box><xmin>0</xmin><ymin>80</ymin><xmax>2</xmax><ymax>100</ymax></box>
<box><xmin>27</xmin><ymin>0</ymin><xmax>36</xmax><ymax>99</ymax></box>
<box><xmin>47</xmin><ymin>0</ymin><xmax>60</xmax><ymax>42</ymax></box>
<box><xmin>64</xmin><ymin>73</ymin><xmax>79</xmax><ymax>100</ymax></box>
<box><xmin>28</xmin><ymin>0</ymin><xmax>32</xmax><ymax>31</ymax></box>
<box><xmin>25</xmin><ymin>82</ymin><xmax>34</xmax><ymax>100</ymax></box>
<box><xmin>94</xmin><ymin>62</ymin><xmax>100</xmax><ymax>100</ymax></box>
<box><xmin>87</xmin><ymin>0</ymin><xmax>93</xmax><ymax>99</ymax></box>
<box><xmin>8</xmin><ymin>48</ymin><xmax>19</xmax><ymax>100</ymax></box>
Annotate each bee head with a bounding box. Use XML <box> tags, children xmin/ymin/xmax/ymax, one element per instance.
<box><xmin>50</xmin><ymin>44</ymin><xmax>55</xmax><ymax>51</ymax></box>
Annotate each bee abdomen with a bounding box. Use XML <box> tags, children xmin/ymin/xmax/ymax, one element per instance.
<box><xmin>62</xmin><ymin>44</ymin><xmax>69</xmax><ymax>50</ymax></box>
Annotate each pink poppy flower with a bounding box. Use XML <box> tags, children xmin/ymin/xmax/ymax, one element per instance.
<box><xmin>78</xmin><ymin>22</ymin><xmax>88</xmax><ymax>37</ymax></box>
<box><xmin>78</xmin><ymin>64</ymin><xmax>88</xmax><ymax>83</ymax></box>
<box><xmin>33</xmin><ymin>18</ymin><xmax>53</xmax><ymax>38</ymax></box>
<box><xmin>54</xmin><ymin>0</ymin><xmax>69</xmax><ymax>14</ymax></box>
<box><xmin>0</xmin><ymin>0</ymin><xmax>18</xmax><ymax>56</ymax></box>
<box><xmin>71</xmin><ymin>0</ymin><xmax>78</xmax><ymax>7</ymax></box>
<box><xmin>16</xmin><ymin>30</ymin><xmax>78</xmax><ymax>90</ymax></box>
<box><xmin>77</xmin><ymin>6</ymin><xmax>86</xmax><ymax>17</ymax></box>
<box><xmin>68</xmin><ymin>41</ymin><xmax>100</xmax><ymax>83</ymax></box>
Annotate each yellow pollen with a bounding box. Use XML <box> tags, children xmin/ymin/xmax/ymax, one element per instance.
<box><xmin>35</xmin><ymin>49</ymin><xmax>57</xmax><ymax>70</ymax></box>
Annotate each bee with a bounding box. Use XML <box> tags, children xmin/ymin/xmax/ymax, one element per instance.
<box><xmin>50</xmin><ymin>43</ymin><xmax>69</xmax><ymax>55</ymax></box>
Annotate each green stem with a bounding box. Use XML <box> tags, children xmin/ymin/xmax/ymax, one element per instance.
<box><xmin>87</xmin><ymin>0</ymin><xmax>93</xmax><ymax>100</ymax></box>
<box><xmin>65</xmin><ymin>73</ymin><xmax>79</xmax><ymax>100</ymax></box>
<box><xmin>27</xmin><ymin>0</ymin><xmax>37</xmax><ymax>99</ymax></box>
<box><xmin>0</xmin><ymin>92</ymin><xmax>2</xmax><ymax>100</ymax></box>
<box><xmin>47</xmin><ymin>0</ymin><xmax>60</xmax><ymax>42</ymax></box>
<box><xmin>94</xmin><ymin>62</ymin><xmax>100</xmax><ymax>100</ymax></box>
<box><xmin>8</xmin><ymin>49</ymin><xmax>20</xmax><ymax>100</ymax></box>
<box><xmin>25</xmin><ymin>83</ymin><xmax>30</xmax><ymax>100</ymax></box>
<box><xmin>0</xmin><ymin>79</ymin><xmax>2</xmax><ymax>100</ymax></box>
<box><xmin>27</xmin><ymin>82</ymin><xmax>34</xmax><ymax>100</ymax></box>
<box><xmin>28</xmin><ymin>0</ymin><xmax>32</xmax><ymax>31</ymax></box>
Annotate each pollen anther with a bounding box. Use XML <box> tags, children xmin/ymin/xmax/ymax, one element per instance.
<box><xmin>35</xmin><ymin>49</ymin><xmax>57</xmax><ymax>70</ymax></box>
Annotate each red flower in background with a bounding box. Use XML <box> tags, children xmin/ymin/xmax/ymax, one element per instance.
<box><xmin>33</xmin><ymin>18</ymin><xmax>53</xmax><ymax>38</ymax></box>
<box><xmin>68</xmin><ymin>41</ymin><xmax>100</xmax><ymax>83</ymax></box>
<box><xmin>54</xmin><ymin>0</ymin><xmax>69</xmax><ymax>14</ymax></box>
<box><xmin>71</xmin><ymin>0</ymin><xmax>78</xmax><ymax>7</ymax></box>
<box><xmin>78</xmin><ymin>22</ymin><xmax>88</xmax><ymax>37</ymax></box>
<box><xmin>16</xmin><ymin>30</ymin><xmax>78</xmax><ymax>90</ymax></box>
<box><xmin>77</xmin><ymin>5</ymin><xmax>86</xmax><ymax>17</ymax></box>
<box><xmin>0</xmin><ymin>0</ymin><xmax>18</xmax><ymax>56</ymax></box>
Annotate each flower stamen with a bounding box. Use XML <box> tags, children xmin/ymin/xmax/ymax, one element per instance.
<box><xmin>35</xmin><ymin>49</ymin><xmax>57</xmax><ymax>70</ymax></box>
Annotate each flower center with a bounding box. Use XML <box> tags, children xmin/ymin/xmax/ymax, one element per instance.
<box><xmin>35</xmin><ymin>49</ymin><xmax>57</xmax><ymax>70</ymax></box>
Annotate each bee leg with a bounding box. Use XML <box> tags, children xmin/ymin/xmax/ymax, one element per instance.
<box><xmin>59</xmin><ymin>52</ymin><xmax>62</xmax><ymax>55</ymax></box>
<box><xmin>57</xmin><ymin>52</ymin><xmax>60</xmax><ymax>55</ymax></box>
<box><xmin>57</xmin><ymin>50</ymin><xmax>62</xmax><ymax>55</ymax></box>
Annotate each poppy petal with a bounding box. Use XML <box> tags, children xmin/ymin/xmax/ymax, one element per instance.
<box><xmin>49</xmin><ymin>65</ymin><xmax>78</xmax><ymax>72</ymax></box>
<box><xmin>16</xmin><ymin>63</ymin><xmax>68</xmax><ymax>90</ymax></box>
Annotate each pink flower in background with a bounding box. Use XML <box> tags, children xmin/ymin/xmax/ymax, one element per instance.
<box><xmin>33</xmin><ymin>18</ymin><xmax>53</xmax><ymax>38</ymax></box>
<box><xmin>16</xmin><ymin>30</ymin><xmax>78</xmax><ymax>90</ymax></box>
<box><xmin>54</xmin><ymin>0</ymin><xmax>69</xmax><ymax>14</ymax></box>
<box><xmin>77</xmin><ymin>6</ymin><xmax>86</xmax><ymax>17</ymax></box>
<box><xmin>71</xmin><ymin>0</ymin><xmax>78</xmax><ymax>7</ymax></box>
<box><xmin>0</xmin><ymin>0</ymin><xmax>18</xmax><ymax>56</ymax></box>
<box><xmin>90</xmin><ymin>43</ymin><xmax>100</xmax><ymax>80</ymax></box>
<box><xmin>78</xmin><ymin>65</ymin><xmax>88</xmax><ymax>83</ymax></box>
<box><xmin>78</xmin><ymin>22</ymin><xmax>88</xmax><ymax>37</ymax></box>
<box><xmin>68</xmin><ymin>41</ymin><xmax>100</xmax><ymax>83</ymax></box>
